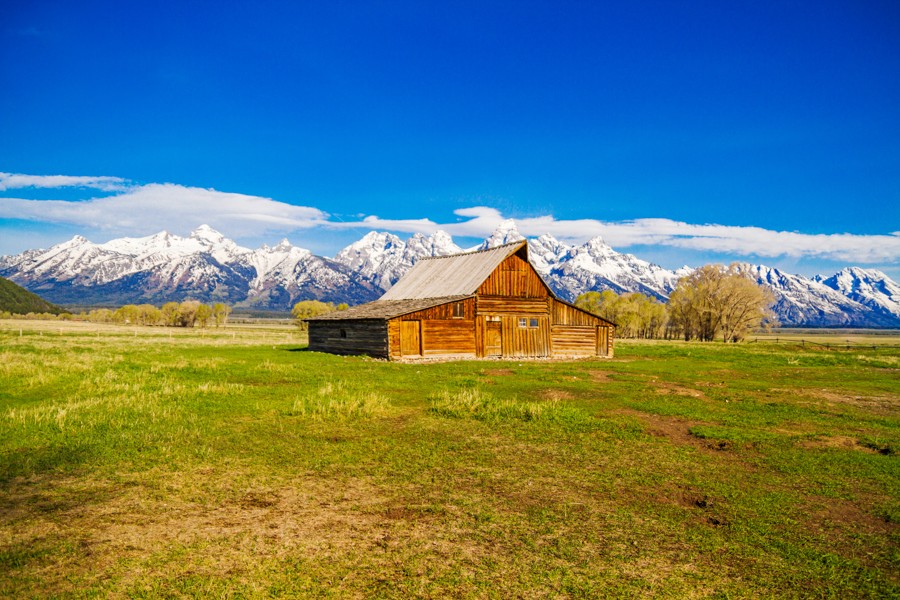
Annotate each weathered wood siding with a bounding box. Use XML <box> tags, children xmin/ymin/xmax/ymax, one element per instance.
<box><xmin>388</xmin><ymin>320</ymin><xmax>401</xmax><ymax>357</ymax></box>
<box><xmin>399</xmin><ymin>298</ymin><xmax>475</xmax><ymax>321</ymax></box>
<box><xmin>476</xmin><ymin>252</ymin><xmax>551</xmax><ymax>297</ymax></box>
<box><xmin>388</xmin><ymin>298</ymin><xmax>477</xmax><ymax>359</ymax></box>
<box><xmin>551</xmin><ymin>299</ymin><xmax>603</xmax><ymax>326</ymax></box>
<box><xmin>500</xmin><ymin>315</ymin><xmax>550</xmax><ymax>357</ymax></box>
<box><xmin>477</xmin><ymin>296</ymin><xmax>550</xmax><ymax>316</ymax></box>
<box><xmin>598</xmin><ymin>326</ymin><xmax>614</xmax><ymax>357</ymax></box>
<box><xmin>548</xmin><ymin>299</ymin><xmax>615</xmax><ymax>357</ymax></box>
<box><xmin>551</xmin><ymin>325</ymin><xmax>597</xmax><ymax>356</ymax></box>
<box><xmin>308</xmin><ymin>320</ymin><xmax>389</xmax><ymax>358</ymax></box>
<box><xmin>422</xmin><ymin>320</ymin><xmax>476</xmax><ymax>356</ymax></box>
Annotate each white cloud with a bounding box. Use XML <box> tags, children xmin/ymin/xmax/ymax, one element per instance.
<box><xmin>0</xmin><ymin>182</ymin><xmax>328</xmax><ymax>237</ymax></box>
<box><xmin>0</xmin><ymin>172</ymin><xmax>131</xmax><ymax>192</ymax></box>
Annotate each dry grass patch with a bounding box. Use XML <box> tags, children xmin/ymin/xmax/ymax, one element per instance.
<box><xmin>1</xmin><ymin>471</ymin><xmax>400</xmax><ymax>595</ymax></box>
<box><xmin>537</xmin><ymin>388</ymin><xmax>574</xmax><ymax>401</ymax></box>
<box><xmin>482</xmin><ymin>368</ymin><xmax>514</xmax><ymax>376</ymax></box>
<box><xmin>588</xmin><ymin>370</ymin><xmax>614</xmax><ymax>382</ymax></box>
<box><xmin>653</xmin><ymin>383</ymin><xmax>707</xmax><ymax>399</ymax></box>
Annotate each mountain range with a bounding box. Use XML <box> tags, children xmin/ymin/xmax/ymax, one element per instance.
<box><xmin>1</xmin><ymin>222</ymin><xmax>898</xmax><ymax>327</ymax></box>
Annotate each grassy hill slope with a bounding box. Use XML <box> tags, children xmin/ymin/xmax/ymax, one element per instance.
<box><xmin>0</xmin><ymin>277</ymin><xmax>65</xmax><ymax>314</ymax></box>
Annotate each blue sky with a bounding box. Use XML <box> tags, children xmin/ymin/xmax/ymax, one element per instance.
<box><xmin>1</xmin><ymin>0</ymin><xmax>899</xmax><ymax>277</ymax></box>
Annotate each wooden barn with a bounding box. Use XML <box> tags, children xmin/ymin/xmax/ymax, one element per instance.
<box><xmin>306</xmin><ymin>240</ymin><xmax>614</xmax><ymax>360</ymax></box>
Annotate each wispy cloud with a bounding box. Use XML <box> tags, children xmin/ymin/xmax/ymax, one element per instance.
<box><xmin>1</xmin><ymin>172</ymin><xmax>896</xmax><ymax>264</ymax></box>
<box><xmin>0</xmin><ymin>182</ymin><xmax>328</xmax><ymax>236</ymax></box>
<box><xmin>0</xmin><ymin>172</ymin><xmax>131</xmax><ymax>192</ymax></box>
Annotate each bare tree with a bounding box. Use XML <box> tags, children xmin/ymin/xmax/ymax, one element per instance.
<box><xmin>668</xmin><ymin>264</ymin><xmax>775</xmax><ymax>342</ymax></box>
<box><xmin>212</xmin><ymin>303</ymin><xmax>232</xmax><ymax>328</ymax></box>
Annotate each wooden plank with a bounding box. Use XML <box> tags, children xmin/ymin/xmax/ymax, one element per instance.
<box><xmin>485</xmin><ymin>320</ymin><xmax>502</xmax><ymax>356</ymax></box>
<box><xmin>308</xmin><ymin>321</ymin><xmax>389</xmax><ymax>358</ymax></box>
<box><xmin>500</xmin><ymin>315</ymin><xmax>549</xmax><ymax>357</ymax></box>
<box><xmin>400</xmin><ymin>297</ymin><xmax>475</xmax><ymax>321</ymax></box>
<box><xmin>476</xmin><ymin>254</ymin><xmax>551</xmax><ymax>297</ymax></box>
<box><xmin>422</xmin><ymin>320</ymin><xmax>476</xmax><ymax>355</ymax></box>
<box><xmin>477</xmin><ymin>296</ymin><xmax>550</xmax><ymax>316</ymax></box>
<box><xmin>400</xmin><ymin>320</ymin><xmax>421</xmax><ymax>356</ymax></box>
<box><xmin>551</xmin><ymin>325</ymin><xmax>597</xmax><ymax>356</ymax></box>
<box><xmin>388</xmin><ymin>320</ymin><xmax>401</xmax><ymax>358</ymax></box>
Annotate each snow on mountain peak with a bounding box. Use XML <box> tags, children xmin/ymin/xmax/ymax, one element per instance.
<box><xmin>581</xmin><ymin>236</ymin><xmax>615</xmax><ymax>256</ymax></box>
<box><xmin>480</xmin><ymin>219</ymin><xmax>525</xmax><ymax>249</ymax></box>
<box><xmin>190</xmin><ymin>224</ymin><xmax>227</xmax><ymax>244</ymax></box>
<box><xmin>819</xmin><ymin>267</ymin><xmax>900</xmax><ymax>318</ymax></box>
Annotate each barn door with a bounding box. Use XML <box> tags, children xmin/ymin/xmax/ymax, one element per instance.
<box><xmin>597</xmin><ymin>326</ymin><xmax>609</xmax><ymax>356</ymax></box>
<box><xmin>485</xmin><ymin>320</ymin><xmax>502</xmax><ymax>357</ymax></box>
<box><xmin>400</xmin><ymin>320</ymin><xmax>422</xmax><ymax>356</ymax></box>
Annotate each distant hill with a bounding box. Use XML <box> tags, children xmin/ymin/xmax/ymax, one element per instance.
<box><xmin>0</xmin><ymin>276</ymin><xmax>65</xmax><ymax>315</ymax></box>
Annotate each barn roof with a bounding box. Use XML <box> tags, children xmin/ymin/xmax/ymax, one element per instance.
<box><xmin>306</xmin><ymin>295</ymin><xmax>472</xmax><ymax>321</ymax></box>
<box><xmin>379</xmin><ymin>240</ymin><xmax>528</xmax><ymax>300</ymax></box>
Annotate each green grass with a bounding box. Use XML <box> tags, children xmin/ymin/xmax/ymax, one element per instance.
<box><xmin>1</xmin><ymin>320</ymin><xmax>898</xmax><ymax>598</ymax></box>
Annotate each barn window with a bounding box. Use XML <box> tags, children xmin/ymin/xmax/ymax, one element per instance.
<box><xmin>518</xmin><ymin>317</ymin><xmax>527</xmax><ymax>328</ymax></box>
<box><xmin>529</xmin><ymin>318</ymin><xmax>538</xmax><ymax>328</ymax></box>
<box><xmin>340</xmin><ymin>329</ymin><xmax>347</xmax><ymax>338</ymax></box>
<box><xmin>452</xmin><ymin>302</ymin><xmax>465</xmax><ymax>318</ymax></box>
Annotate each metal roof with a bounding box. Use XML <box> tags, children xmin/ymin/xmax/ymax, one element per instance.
<box><xmin>379</xmin><ymin>240</ymin><xmax>527</xmax><ymax>300</ymax></box>
<box><xmin>306</xmin><ymin>295</ymin><xmax>472</xmax><ymax>321</ymax></box>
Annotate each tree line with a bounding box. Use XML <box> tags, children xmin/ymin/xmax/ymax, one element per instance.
<box><xmin>576</xmin><ymin>264</ymin><xmax>776</xmax><ymax>342</ymax></box>
<box><xmin>81</xmin><ymin>301</ymin><xmax>233</xmax><ymax>328</ymax></box>
<box><xmin>1</xmin><ymin>300</ymin><xmax>234</xmax><ymax>327</ymax></box>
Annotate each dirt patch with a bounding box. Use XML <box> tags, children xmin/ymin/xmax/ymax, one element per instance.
<box><xmin>800</xmin><ymin>435</ymin><xmax>861</xmax><ymax>451</ymax></box>
<box><xmin>799</xmin><ymin>435</ymin><xmax>894</xmax><ymax>455</ymax></box>
<box><xmin>653</xmin><ymin>383</ymin><xmax>707</xmax><ymax>400</ymax></box>
<box><xmin>588</xmin><ymin>370</ymin><xmax>614</xmax><ymax>382</ymax></box>
<box><xmin>3</xmin><ymin>469</ymin><xmax>529</xmax><ymax>596</ymax></box>
<box><xmin>773</xmin><ymin>388</ymin><xmax>899</xmax><ymax>415</ymax></box>
<box><xmin>0</xmin><ymin>472</ymin><xmax>395</xmax><ymax>593</ymax></box>
<box><xmin>538</xmin><ymin>389</ymin><xmax>574</xmax><ymax>401</ymax></box>
<box><xmin>694</xmin><ymin>381</ymin><xmax>727</xmax><ymax>388</ymax></box>
<box><xmin>800</xmin><ymin>494</ymin><xmax>899</xmax><ymax>565</ymax></box>
<box><xmin>615</xmin><ymin>409</ymin><xmax>745</xmax><ymax>455</ymax></box>
<box><xmin>625</xmin><ymin>410</ymin><xmax>706</xmax><ymax>446</ymax></box>
<box><xmin>483</xmin><ymin>368</ymin><xmax>514</xmax><ymax>377</ymax></box>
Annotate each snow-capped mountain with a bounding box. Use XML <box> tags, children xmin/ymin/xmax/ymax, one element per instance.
<box><xmin>816</xmin><ymin>268</ymin><xmax>900</xmax><ymax>321</ymax></box>
<box><xmin>528</xmin><ymin>234</ymin><xmax>680</xmax><ymax>302</ymax></box>
<box><xmin>479</xmin><ymin>219</ymin><xmax>526</xmax><ymax>250</ymax></box>
<box><xmin>1</xmin><ymin>222</ymin><xmax>899</xmax><ymax>326</ymax></box>
<box><xmin>0</xmin><ymin>226</ymin><xmax>379</xmax><ymax>307</ymax></box>
<box><xmin>333</xmin><ymin>230</ymin><xmax>461</xmax><ymax>290</ymax></box>
<box><xmin>740</xmin><ymin>264</ymin><xmax>883</xmax><ymax>327</ymax></box>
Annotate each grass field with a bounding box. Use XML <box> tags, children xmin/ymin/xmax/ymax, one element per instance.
<box><xmin>1</xmin><ymin>320</ymin><xmax>898</xmax><ymax>598</ymax></box>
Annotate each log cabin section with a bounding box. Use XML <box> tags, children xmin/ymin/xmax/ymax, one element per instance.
<box><xmin>306</xmin><ymin>241</ymin><xmax>615</xmax><ymax>360</ymax></box>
